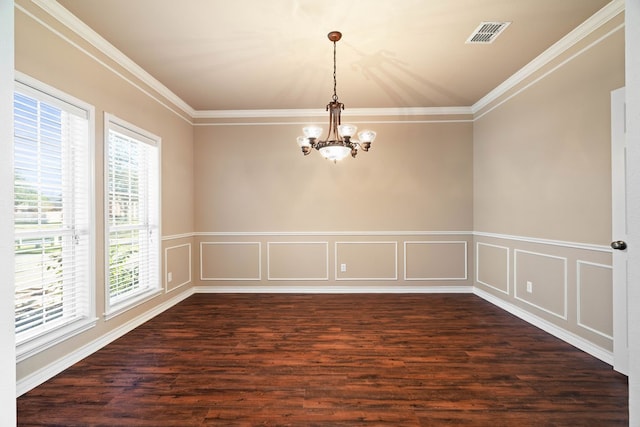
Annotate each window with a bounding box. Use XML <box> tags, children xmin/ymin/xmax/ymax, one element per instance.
<box><xmin>105</xmin><ymin>114</ymin><xmax>160</xmax><ymax>317</ymax></box>
<box><xmin>14</xmin><ymin>74</ymin><xmax>95</xmax><ymax>360</ymax></box>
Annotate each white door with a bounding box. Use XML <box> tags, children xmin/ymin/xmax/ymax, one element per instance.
<box><xmin>611</xmin><ymin>87</ymin><xmax>628</xmax><ymax>375</ymax></box>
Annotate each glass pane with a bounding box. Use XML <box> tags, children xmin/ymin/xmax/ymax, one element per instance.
<box><xmin>14</xmin><ymin>236</ymin><xmax>65</xmax><ymax>334</ymax></box>
<box><xmin>109</xmin><ymin>229</ymin><xmax>141</xmax><ymax>299</ymax></box>
<box><xmin>13</xmin><ymin>96</ymin><xmax>63</xmax><ymax>231</ymax></box>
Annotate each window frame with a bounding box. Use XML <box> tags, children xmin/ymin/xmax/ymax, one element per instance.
<box><xmin>103</xmin><ymin>113</ymin><xmax>161</xmax><ymax>319</ymax></box>
<box><xmin>14</xmin><ymin>72</ymin><xmax>97</xmax><ymax>362</ymax></box>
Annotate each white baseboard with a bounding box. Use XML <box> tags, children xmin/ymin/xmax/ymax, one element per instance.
<box><xmin>473</xmin><ymin>287</ymin><xmax>613</xmax><ymax>365</ymax></box>
<box><xmin>192</xmin><ymin>285</ymin><xmax>474</xmax><ymax>294</ymax></box>
<box><xmin>16</xmin><ymin>287</ymin><xmax>195</xmax><ymax>397</ymax></box>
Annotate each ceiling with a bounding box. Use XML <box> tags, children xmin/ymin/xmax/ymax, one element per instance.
<box><xmin>56</xmin><ymin>0</ymin><xmax>612</xmax><ymax>112</ymax></box>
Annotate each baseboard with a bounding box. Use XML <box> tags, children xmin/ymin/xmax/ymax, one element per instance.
<box><xmin>192</xmin><ymin>285</ymin><xmax>474</xmax><ymax>294</ymax></box>
<box><xmin>16</xmin><ymin>287</ymin><xmax>195</xmax><ymax>397</ymax></box>
<box><xmin>473</xmin><ymin>288</ymin><xmax>613</xmax><ymax>365</ymax></box>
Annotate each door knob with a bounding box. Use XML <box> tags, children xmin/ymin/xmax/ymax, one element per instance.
<box><xmin>611</xmin><ymin>240</ymin><xmax>627</xmax><ymax>250</ymax></box>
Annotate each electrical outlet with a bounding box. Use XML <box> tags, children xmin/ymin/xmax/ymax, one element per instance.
<box><xmin>168</xmin><ymin>272</ymin><xmax>173</xmax><ymax>283</ymax></box>
<box><xmin>526</xmin><ymin>281</ymin><xmax>533</xmax><ymax>293</ymax></box>
<box><xmin>340</xmin><ymin>263</ymin><xmax>347</xmax><ymax>272</ymax></box>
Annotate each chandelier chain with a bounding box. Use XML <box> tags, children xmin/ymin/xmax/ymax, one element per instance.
<box><xmin>332</xmin><ymin>40</ymin><xmax>338</xmax><ymax>102</ymax></box>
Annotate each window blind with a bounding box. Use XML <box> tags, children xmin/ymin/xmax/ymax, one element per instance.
<box><xmin>105</xmin><ymin>116</ymin><xmax>159</xmax><ymax>312</ymax></box>
<box><xmin>14</xmin><ymin>83</ymin><xmax>92</xmax><ymax>344</ymax></box>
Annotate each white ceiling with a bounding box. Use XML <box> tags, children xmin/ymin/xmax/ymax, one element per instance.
<box><xmin>56</xmin><ymin>0</ymin><xmax>612</xmax><ymax>112</ymax></box>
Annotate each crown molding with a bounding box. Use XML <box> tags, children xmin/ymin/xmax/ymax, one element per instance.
<box><xmin>30</xmin><ymin>0</ymin><xmax>197</xmax><ymax>118</ymax></box>
<box><xmin>192</xmin><ymin>106</ymin><xmax>473</xmax><ymax>119</ymax></box>
<box><xmin>32</xmin><ymin>0</ymin><xmax>622</xmax><ymax>121</ymax></box>
<box><xmin>472</xmin><ymin>0</ymin><xmax>625</xmax><ymax>114</ymax></box>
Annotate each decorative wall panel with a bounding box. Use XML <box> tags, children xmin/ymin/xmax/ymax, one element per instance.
<box><xmin>514</xmin><ymin>249</ymin><xmax>567</xmax><ymax>319</ymax></box>
<box><xmin>200</xmin><ymin>242</ymin><xmax>261</xmax><ymax>280</ymax></box>
<box><xmin>267</xmin><ymin>242</ymin><xmax>329</xmax><ymax>281</ymax></box>
<box><xmin>476</xmin><ymin>242</ymin><xmax>509</xmax><ymax>294</ymax></box>
<box><xmin>335</xmin><ymin>241</ymin><xmax>398</xmax><ymax>281</ymax></box>
<box><xmin>164</xmin><ymin>243</ymin><xmax>192</xmax><ymax>291</ymax></box>
<box><xmin>405</xmin><ymin>241</ymin><xmax>468</xmax><ymax>280</ymax></box>
<box><xmin>577</xmin><ymin>261</ymin><xmax>613</xmax><ymax>339</ymax></box>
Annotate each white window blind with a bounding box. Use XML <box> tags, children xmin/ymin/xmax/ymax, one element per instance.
<box><xmin>14</xmin><ymin>76</ymin><xmax>95</xmax><ymax>358</ymax></box>
<box><xmin>105</xmin><ymin>115</ymin><xmax>160</xmax><ymax>315</ymax></box>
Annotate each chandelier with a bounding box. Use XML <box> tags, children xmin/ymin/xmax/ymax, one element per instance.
<box><xmin>296</xmin><ymin>31</ymin><xmax>376</xmax><ymax>162</ymax></box>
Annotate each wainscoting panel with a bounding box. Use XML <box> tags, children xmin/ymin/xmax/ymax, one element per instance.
<box><xmin>335</xmin><ymin>241</ymin><xmax>398</xmax><ymax>281</ymax></box>
<box><xmin>475</xmin><ymin>242</ymin><xmax>509</xmax><ymax>294</ymax></box>
<box><xmin>267</xmin><ymin>242</ymin><xmax>329</xmax><ymax>281</ymax></box>
<box><xmin>474</xmin><ymin>232</ymin><xmax>613</xmax><ymax>357</ymax></box>
<box><xmin>200</xmin><ymin>242</ymin><xmax>261</xmax><ymax>280</ymax></box>
<box><xmin>514</xmin><ymin>249</ymin><xmax>567</xmax><ymax>320</ymax></box>
<box><xmin>164</xmin><ymin>243</ymin><xmax>192</xmax><ymax>292</ymax></box>
<box><xmin>404</xmin><ymin>241</ymin><xmax>467</xmax><ymax>281</ymax></box>
<box><xmin>195</xmin><ymin>233</ymin><xmax>472</xmax><ymax>289</ymax></box>
<box><xmin>577</xmin><ymin>260</ymin><xmax>613</xmax><ymax>339</ymax></box>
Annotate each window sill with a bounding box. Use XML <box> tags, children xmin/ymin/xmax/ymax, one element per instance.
<box><xmin>104</xmin><ymin>288</ymin><xmax>163</xmax><ymax>321</ymax></box>
<box><xmin>16</xmin><ymin>316</ymin><xmax>98</xmax><ymax>363</ymax></box>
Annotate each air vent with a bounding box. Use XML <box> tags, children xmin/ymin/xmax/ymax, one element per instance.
<box><xmin>466</xmin><ymin>21</ymin><xmax>511</xmax><ymax>44</ymax></box>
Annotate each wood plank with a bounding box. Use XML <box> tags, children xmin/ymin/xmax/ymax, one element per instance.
<box><xmin>18</xmin><ymin>294</ymin><xmax>628</xmax><ymax>425</ymax></box>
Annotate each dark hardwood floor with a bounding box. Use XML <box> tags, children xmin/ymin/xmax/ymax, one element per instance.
<box><xmin>18</xmin><ymin>293</ymin><xmax>628</xmax><ymax>426</ymax></box>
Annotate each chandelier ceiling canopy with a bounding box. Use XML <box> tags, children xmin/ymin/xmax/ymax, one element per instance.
<box><xmin>296</xmin><ymin>31</ymin><xmax>376</xmax><ymax>162</ymax></box>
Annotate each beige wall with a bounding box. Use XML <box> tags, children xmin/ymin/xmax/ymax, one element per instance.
<box><xmin>473</xmin><ymin>16</ymin><xmax>624</xmax><ymax>352</ymax></box>
<box><xmin>192</xmin><ymin>118</ymin><xmax>474</xmax><ymax>290</ymax></box>
<box><xmin>194</xmin><ymin>121</ymin><xmax>473</xmax><ymax>232</ymax></box>
<box><xmin>15</xmin><ymin>1</ymin><xmax>194</xmax><ymax>385</ymax></box>
<box><xmin>473</xmin><ymin>20</ymin><xmax>624</xmax><ymax>244</ymax></box>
